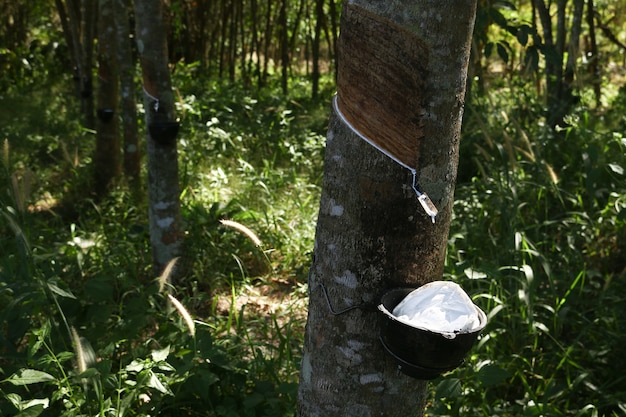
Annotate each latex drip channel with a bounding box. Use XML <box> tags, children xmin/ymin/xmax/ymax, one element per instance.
<box><xmin>332</xmin><ymin>95</ymin><xmax>438</xmax><ymax>223</ymax></box>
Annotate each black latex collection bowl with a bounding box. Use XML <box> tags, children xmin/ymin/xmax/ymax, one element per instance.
<box><xmin>149</xmin><ymin>121</ymin><xmax>180</xmax><ymax>145</ymax></box>
<box><xmin>378</xmin><ymin>287</ymin><xmax>487</xmax><ymax>380</ymax></box>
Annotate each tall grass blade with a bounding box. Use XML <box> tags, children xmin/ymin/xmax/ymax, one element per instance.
<box><xmin>2</xmin><ymin>138</ymin><xmax>8</xmax><ymax>168</ymax></box>
<box><xmin>167</xmin><ymin>293</ymin><xmax>196</xmax><ymax>337</ymax></box>
<box><xmin>220</xmin><ymin>219</ymin><xmax>262</xmax><ymax>246</ymax></box>
<box><xmin>158</xmin><ymin>257</ymin><xmax>179</xmax><ymax>293</ymax></box>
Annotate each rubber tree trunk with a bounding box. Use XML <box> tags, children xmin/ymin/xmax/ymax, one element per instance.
<box><xmin>81</xmin><ymin>0</ymin><xmax>97</xmax><ymax>130</ymax></box>
<box><xmin>535</xmin><ymin>0</ymin><xmax>583</xmax><ymax>128</ymax></box>
<box><xmin>114</xmin><ymin>0</ymin><xmax>140</xmax><ymax>184</ymax></box>
<box><xmin>134</xmin><ymin>0</ymin><xmax>184</xmax><ymax>275</ymax></box>
<box><xmin>296</xmin><ymin>1</ymin><xmax>477</xmax><ymax>416</ymax></box>
<box><xmin>94</xmin><ymin>0</ymin><xmax>121</xmax><ymax>196</ymax></box>
<box><xmin>55</xmin><ymin>0</ymin><xmax>96</xmax><ymax>129</ymax></box>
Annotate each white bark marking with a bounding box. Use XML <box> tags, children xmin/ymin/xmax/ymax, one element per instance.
<box><xmin>157</xmin><ymin>217</ymin><xmax>174</xmax><ymax>228</ymax></box>
<box><xmin>154</xmin><ymin>201</ymin><xmax>174</xmax><ymax>210</ymax></box>
<box><xmin>347</xmin><ymin>339</ymin><xmax>366</xmax><ymax>350</ymax></box>
<box><xmin>338</xmin><ymin>346</ymin><xmax>363</xmax><ymax>365</ymax></box>
<box><xmin>301</xmin><ymin>352</ymin><xmax>312</xmax><ymax>385</ymax></box>
<box><xmin>330</xmin><ymin>202</ymin><xmax>344</xmax><ymax>217</ymax></box>
<box><xmin>334</xmin><ymin>270</ymin><xmax>357</xmax><ymax>288</ymax></box>
<box><xmin>359</xmin><ymin>373</ymin><xmax>383</xmax><ymax>385</ymax></box>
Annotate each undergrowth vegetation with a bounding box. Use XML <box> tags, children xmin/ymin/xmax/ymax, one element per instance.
<box><xmin>2</xmin><ymin>32</ymin><xmax>626</xmax><ymax>417</ymax></box>
<box><xmin>434</xmin><ymin>81</ymin><xmax>626</xmax><ymax>416</ymax></box>
<box><xmin>0</xmin><ymin>73</ymin><xmax>328</xmax><ymax>416</ymax></box>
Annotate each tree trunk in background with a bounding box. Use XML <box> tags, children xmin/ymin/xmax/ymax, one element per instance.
<box><xmin>250</xmin><ymin>0</ymin><xmax>262</xmax><ymax>86</ymax></box>
<box><xmin>563</xmin><ymin>0</ymin><xmax>585</xmax><ymax>106</ymax></box>
<box><xmin>279</xmin><ymin>0</ymin><xmax>289</xmax><ymax>94</ymax></box>
<box><xmin>586</xmin><ymin>0</ymin><xmax>601</xmax><ymax>107</ymax></box>
<box><xmin>81</xmin><ymin>0</ymin><xmax>97</xmax><ymax>130</ymax></box>
<box><xmin>311</xmin><ymin>0</ymin><xmax>323</xmax><ymax>98</ymax></box>
<box><xmin>228</xmin><ymin>0</ymin><xmax>237</xmax><ymax>81</ymax></box>
<box><xmin>535</xmin><ymin>0</ymin><xmax>584</xmax><ymax>128</ymax></box>
<box><xmin>262</xmin><ymin>0</ymin><xmax>273</xmax><ymax>85</ymax></box>
<box><xmin>55</xmin><ymin>0</ymin><xmax>96</xmax><ymax>129</ymax></box>
<box><xmin>218</xmin><ymin>0</ymin><xmax>230</xmax><ymax>78</ymax></box>
<box><xmin>114</xmin><ymin>0</ymin><xmax>140</xmax><ymax>184</ymax></box>
<box><xmin>134</xmin><ymin>0</ymin><xmax>184</xmax><ymax>276</ymax></box>
<box><xmin>94</xmin><ymin>0</ymin><xmax>121</xmax><ymax>195</ymax></box>
<box><xmin>296</xmin><ymin>0</ymin><xmax>477</xmax><ymax>416</ymax></box>
<box><xmin>54</xmin><ymin>0</ymin><xmax>76</xmax><ymax>79</ymax></box>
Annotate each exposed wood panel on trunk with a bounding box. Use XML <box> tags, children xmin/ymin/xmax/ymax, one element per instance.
<box><xmin>336</xmin><ymin>4</ymin><xmax>427</xmax><ymax>170</ymax></box>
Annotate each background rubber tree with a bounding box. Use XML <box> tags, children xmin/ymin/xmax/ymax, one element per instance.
<box><xmin>114</xmin><ymin>0</ymin><xmax>140</xmax><ymax>184</ymax></box>
<box><xmin>54</xmin><ymin>0</ymin><xmax>97</xmax><ymax>129</ymax></box>
<box><xmin>134</xmin><ymin>0</ymin><xmax>184</xmax><ymax>276</ymax></box>
<box><xmin>94</xmin><ymin>0</ymin><xmax>121</xmax><ymax>195</ymax></box>
<box><xmin>297</xmin><ymin>0</ymin><xmax>478</xmax><ymax>416</ymax></box>
<box><xmin>533</xmin><ymin>0</ymin><xmax>585</xmax><ymax>128</ymax></box>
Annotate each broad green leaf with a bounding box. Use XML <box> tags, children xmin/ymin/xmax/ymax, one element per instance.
<box><xmin>78</xmin><ymin>368</ymin><xmax>100</xmax><ymax>379</ymax></box>
<box><xmin>435</xmin><ymin>377</ymin><xmax>462</xmax><ymax>399</ymax></box>
<box><xmin>464</xmin><ymin>267</ymin><xmax>487</xmax><ymax>279</ymax></box>
<box><xmin>5</xmin><ymin>369</ymin><xmax>56</xmax><ymax>386</ymax></box>
<box><xmin>5</xmin><ymin>392</ymin><xmax>22</xmax><ymax>408</ymax></box>
<box><xmin>151</xmin><ymin>345</ymin><xmax>170</xmax><ymax>362</ymax></box>
<box><xmin>609</xmin><ymin>163</ymin><xmax>624</xmax><ymax>175</ymax></box>
<box><xmin>15</xmin><ymin>404</ymin><xmax>45</xmax><ymax>417</ymax></box>
<box><xmin>496</xmin><ymin>42</ymin><xmax>509</xmax><ymax>63</ymax></box>
<box><xmin>516</xmin><ymin>26</ymin><xmax>529</xmax><ymax>46</ymax></box>
<box><xmin>126</xmin><ymin>359</ymin><xmax>146</xmax><ymax>372</ymax></box>
<box><xmin>477</xmin><ymin>364</ymin><xmax>511</xmax><ymax>387</ymax></box>
<box><xmin>103</xmin><ymin>374</ymin><xmax>119</xmax><ymax>390</ymax></box>
<box><xmin>138</xmin><ymin>369</ymin><xmax>172</xmax><ymax>395</ymax></box>
<box><xmin>484</xmin><ymin>42</ymin><xmax>494</xmax><ymax>58</ymax></box>
<box><xmin>156</xmin><ymin>362</ymin><xmax>176</xmax><ymax>372</ymax></box>
<box><xmin>21</xmin><ymin>399</ymin><xmax>49</xmax><ymax>412</ymax></box>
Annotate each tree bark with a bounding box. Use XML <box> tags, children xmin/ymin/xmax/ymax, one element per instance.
<box><xmin>311</xmin><ymin>0</ymin><xmax>323</xmax><ymax>98</ymax></box>
<box><xmin>279</xmin><ymin>0</ymin><xmax>290</xmax><ymax>94</ymax></box>
<box><xmin>134</xmin><ymin>0</ymin><xmax>184</xmax><ymax>275</ymax></box>
<box><xmin>94</xmin><ymin>0</ymin><xmax>121</xmax><ymax>195</ymax></box>
<box><xmin>114</xmin><ymin>0</ymin><xmax>140</xmax><ymax>184</ymax></box>
<box><xmin>297</xmin><ymin>0</ymin><xmax>477</xmax><ymax>416</ymax></box>
<box><xmin>55</xmin><ymin>0</ymin><xmax>96</xmax><ymax>129</ymax></box>
<box><xmin>535</xmin><ymin>0</ymin><xmax>586</xmax><ymax>128</ymax></box>
<box><xmin>563</xmin><ymin>0</ymin><xmax>585</xmax><ymax>106</ymax></box>
<box><xmin>81</xmin><ymin>0</ymin><xmax>97</xmax><ymax>130</ymax></box>
<box><xmin>586</xmin><ymin>0</ymin><xmax>601</xmax><ymax>107</ymax></box>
